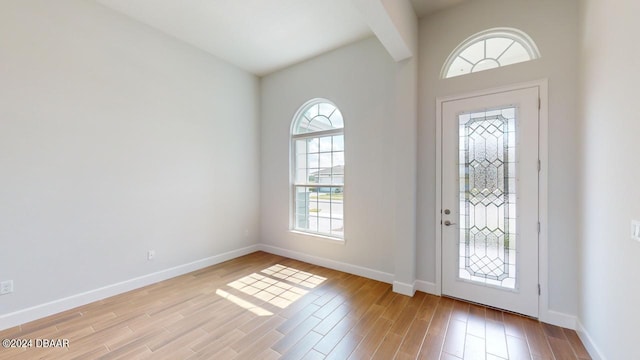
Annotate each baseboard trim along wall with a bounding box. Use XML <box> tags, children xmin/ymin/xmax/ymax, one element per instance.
<box><xmin>391</xmin><ymin>280</ymin><xmax>439</xmax><ymax>297</ymax></box>
<box><xmin>414</xmin><ymin>280</ymin><xmax>439</xmax><ymax>296</ymax></box>
<box><xmin>576</xmin><ymin>319</ymin><xmax>606</xmax><ymax>360</ymax></box>
<box><xmin>2</xmin><ymin>243</ymin><xmax>588</xmax><ymax>354</ymax></box>
<box><xmin>0</xmin><ymin>244</ymin><xmax>261</xmax><ymax>331</ymax></box>
<box><xmin>539</xmin><ymin>309</ymin><xmax>577</xmax><ymax>330</ymax></box>
<box><xmin>257</xmin><ymin>244</ymin><xmax>395</xmax><ymax>284</ymax></box>
<box><xmin>392</xmin><ymin>281</ymin><xmax>416</xmax><ymax>296</ymax></box>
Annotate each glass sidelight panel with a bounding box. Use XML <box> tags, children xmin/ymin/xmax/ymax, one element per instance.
<box><xmin>458</xmin><ymin>107</ymin><xmax>517</xmax><ymax>289</ymax></box>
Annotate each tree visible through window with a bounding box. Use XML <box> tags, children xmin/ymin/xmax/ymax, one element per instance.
<box><xmin>291</xmin><ymin>99</ymin><xmax>344</xmax><ymax>238</ymax></box>
<box><xmin>443</xmin><ymin>28</ymin><xmax>541</xmax><ymax>79</ymax></box>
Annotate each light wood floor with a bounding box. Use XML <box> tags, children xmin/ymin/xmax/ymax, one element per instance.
<box><xmin>0</xmin><ymin>251</ymin><xmax>590</xmax><ymax>360</ymax></box>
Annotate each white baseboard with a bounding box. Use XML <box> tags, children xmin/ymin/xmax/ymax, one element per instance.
<box><xmin>412</xmin><ymin>280</ymin><xmax>577</xmax><ymax>332</ymax></box>
<box><xmin>393</xmin><ymin>281</ymin><xmax>416</xmax><ymax>296</ymax></box>
<box><xmin>576</xmin><ymin>319</ymin><xmax>606</xmax><ymax>360</ymax></box>
<box><xmin>414</xmin><ymin>280</ymin><xmax>439</xmax><ymax>296</ymax></box>
<box><xmin>538</xmin><ymin>309</ymin><xmax>577</xmax><ymax>330</ymax></box>
<box><xmin>258</xmin><ymin>244</ymin><xmax>394</xmax><ymax>284</ymax></box>
<box><xmin>0</xmin><ymin>244</ymin><xmax>260</xmax><ymax>331</ymax></box>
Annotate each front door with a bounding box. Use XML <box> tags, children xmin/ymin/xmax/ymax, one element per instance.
<box><xmin>441</xmin><ymin>86</ymin><xmax>540</xmax><ymax>317</ymax></box>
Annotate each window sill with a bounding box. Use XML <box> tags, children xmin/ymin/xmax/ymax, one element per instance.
<box><xmin>290</xmin><ymin>230</ymin><xmax>345</xmax><ymax>245</ymax></box>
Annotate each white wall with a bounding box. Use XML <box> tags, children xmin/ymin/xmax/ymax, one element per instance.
<box><xmin>417</xmin><ymin>0</ymin><xmax>580</xmax><ymax>317</ymax></box>
<box><xmin>260</xmin><ymin>37</ymin><xmax>417</xmax><ymax>282</ymax></box>
<box><xmin>0</xmin><ymin>0</ymin><xmax>260</xmax><ymax>317</ymax></box>
<box><xmin>579</xmin><ymin>0</ymin><xmax>640</xmax><ymax>358</ymax></box>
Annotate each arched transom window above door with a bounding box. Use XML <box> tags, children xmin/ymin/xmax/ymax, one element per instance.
<box><xmin>442</xmin><ymin>28</ymin><xmax>541</xmax><ymax>79</ymax></box>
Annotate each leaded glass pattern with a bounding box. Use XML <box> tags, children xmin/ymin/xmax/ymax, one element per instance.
<box><xmin>458</xmin><ymin>107</ymin><xmax>517</xmax><ymax>290</ymax></box>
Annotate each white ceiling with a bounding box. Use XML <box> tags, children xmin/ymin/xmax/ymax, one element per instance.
<box><xmin>96</xmin><ymin>0</ymin><xmax>466</xmax><ymax>76</ymax></box>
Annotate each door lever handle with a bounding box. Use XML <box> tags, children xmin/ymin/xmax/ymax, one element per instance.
<box><xmin>444</xmin><ymin>220</ymin><xmax>456</xmax><ymax>226</ymax></box>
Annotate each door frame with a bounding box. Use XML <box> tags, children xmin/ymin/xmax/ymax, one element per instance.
<box><xmin>435</xmin><ymin>79</ymin><xmax>549</xmax><ymax>319</ymax></box>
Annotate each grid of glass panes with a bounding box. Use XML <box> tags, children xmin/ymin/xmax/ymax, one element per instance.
<box><xmin>458</xmin><ymin>107</ymin><xmax>517</xmax><ymax>290</ymax></box>
<box><xmin>294</xmin><ymin>102</ymin><xmax>344</xmax><ymax>134</ymax></box>
<box><xmin>445</xmin><ymin>33</ymin><xmax>538</xmax><ymax>78</ymax></box>
<box><xmin>293</xmin><ymin>134</ymin><xmax>344</xmax><ymax>238</ymax></box>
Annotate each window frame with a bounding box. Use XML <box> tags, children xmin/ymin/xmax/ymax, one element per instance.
<box><xmin>289</xmin><ymin>99</ymin><xmax>345</xmax><ymax>241</ymax></box>
<box><xmin>441</xmin><ymin>27</ymin><xmax>541</xmax><ymax>79</ymax></box>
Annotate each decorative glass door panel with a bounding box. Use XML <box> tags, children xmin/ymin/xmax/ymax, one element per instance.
<box><xmin>440</xmin><ymin>85</ymin><xmax>540</xmax><ymax>317</ymax></box>
<box><xmin>459</xmin><ymin>108</ymin><xmax>517</xmax><ymax>289</ymax></box>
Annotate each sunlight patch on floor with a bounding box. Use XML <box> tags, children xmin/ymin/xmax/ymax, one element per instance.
<box><xmin>221</xmin><ymin>264</ymin><xmax>327</xmax><ymax>311</ymax></box>
<box><xmin>215</xmin><ymin>289</ymin><xmax>273</xmax><ymax>316</ymax></box>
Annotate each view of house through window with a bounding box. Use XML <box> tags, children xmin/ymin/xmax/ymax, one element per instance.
<box><xmin>291</xmin><ymin>100</ymin><xmax>344</xmax><ymax>238</ymax></box>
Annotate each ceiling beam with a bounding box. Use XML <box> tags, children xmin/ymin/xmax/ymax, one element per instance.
<box><xmin>351</xmin><ymin>0</ymin><xmax>417</xmax><ymax>62</ymax></box>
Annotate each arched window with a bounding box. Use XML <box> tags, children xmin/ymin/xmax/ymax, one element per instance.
<box><xmin>291</xmin><ymin>99</ymin><xmax>344</xmax><ymax>239</ymax></box>
<box><xmin>442</xmin><ymin>28</ymin><xmax>541</xmax><ymax>79</ymax></box>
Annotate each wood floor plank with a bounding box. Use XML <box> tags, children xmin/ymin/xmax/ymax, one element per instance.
<box><xmin>207</xmin><ymin>347</ymin><xmax>237</xmax><ymax>359</ymax></box>
<box><xmin>542</xmin><ymin>322</ymin><xmax>568</xmax><ymax>340</ymax></box>
<box><xmin>233</xmin><ymin>329</ymin><xmax>283</xmax><ymax>359</ymax></box>
<box><xmin>280</xmin><ymin>331</ymin><xmax>323</xmax><ymax>360</ymax></box>
<box><xmin>467</xmin><ymin>304</ymin><xmax>487</xmax><ymax>339</ymax></box>
<box><xmin>230</xmin><ymin>315</ymin><xmax>286</xmax><ymax>352</ymax></box>
<box><xmin>0</xmin><ymin>252</ymin><xmax>590</xmax><ymax>360</ymax></box>
<box><xmin>278</xmin><ymin>304</ymin><xmax>321</xmax><ymax>334</ymax></box>
<box><xmin>100</xmin><ymin>328</ymin><xmax>167</xmax><ymax>360</ymax></box>
<box><xmin>395</xmin><ymin>318</ymin><xmax>430</xmax><ymax>358</ymax></box>
<box><xmin>487</xmin><ymin>354</ymin><xmax>508</xmax><ymax>360</ymax></box>
<box><xmin>380</xmin><ymin>293</ymin><xmax>410</xmax><ymax>321</ymax></box>
<box><xmin>278</xmin><ymin>293</ymin><xmax>321</xmax><ymax>319</ymax></box>
<box><xmin>325</xmin><ymin>331</ymin><xmax>363</xmax><ymax>360</ymax></box>
<box><xmin>442</xmin><ymin>353</ymin><xmax>463</xmax><ymax>360</ymax></box>
<box><xmin>313</xmin><ymin>302</ymin><xmax>351</xmax><ymax>335</ymax></box>
<box><xmin>416</xmin><ymin>294</ymin><xmax>440</xmax><ymax>321</ymax></box>
<box><xmin>301</xmin><ymin>349</ymin><xmax>326</xmax><ymax>360</ymax></box>
<box><xmin>522</xmin><ymin>318</ymin><xmax>555</xmax><ymax>359</ymax></box>
<box><xmin>548</xmin><ymin>336</ymin><xmax>579</xmax><ymax>360</ymax></box>
<box><xmin>211</xmin><ymin>310</ymin><xmax>256</xmax><ymax>334</ymax></box>
<box><xmin>272</xmin><ymin>316</ymin><xmax>321</xmax><ymax>354</ymax></box>
<box><xmin>257</xmin><ymin>348</ymin><xmax>283</xmax><ymax>360</ymax></box>
<box><xmin>350</xmin><ymin>303</ymin><xmax>386</xmax><ymax>337</ymax></box>
<box><xmin>442</xmin><ymin>319</ymin><xmax>467</xmax><ymax>358</ymax></box>
<box><xmin>507</xmin><ymin>335</ymin><xmax>532</xmax><ymax>360</ymax></box>
<box><xmin>451</xmin><ymin>300</ymin><xmax>471</xmax><ymax>322</ymax></box>
<box><xmin>68</xmin><ymin>346</ymin><xmax>111</xmax><ymax>360</ymax></box>
<box><xmin>236</xmin><ymin>310</ymin><xmax>273</xmax><ymax>334</ymax></box>
<box><xmin>417</xmin><ymin>298</ymin><xmax>453</xmax><ymax>359</ymax></box>
<box><xmin>388</xmin><ymin>291</ymin><xmax>425</xmax><ymax>337</ymax></box>
<box><xmin>563</xmin><ymin>328</ymin><xmax>591</xmax><ymax>359</ymax></box>
<box><xmin>148</xmin><ymin>327</ymin><xmax>207</xmax><ymax>353</ymax></box>
<box><xmin>503</xmin><ymin>312</ymin><xmax>528</xmax><ymax>339</ymax></box>
<box><xmin>348</xmin><ymin>317</ymin><xmax>392</xmax><ymax>359</ymax></box>
<box><xmin>371</xmin><ymin>332</ymin><xmax>403</xmax><ymax>360</ymax></box>
<box><xmin>312</xmin><ymin>313</ymin><xmax>358</xmax><ymax>355</ymax></box>
<box><xmin>313</xmin><ymin>293</ymin><xmax>347</xmax><ymax>319</ymax></box>
<box><xmin>464</xmin><ymin>334</ymin><xmax>486</xmax><ymax>360</ymax></box>
<box><xmin>187</xmin><ymin>329</ymin><xmax>245</xmax><ymax>359</ymax></box>
<box><xmin>374</xmin><ymin>286</ymin><xmax>396</xmax><ymax>307</ymax></box>
<box><xmin>486</xmin><ymin>319</ymin><xmax>509</xmax><ymax>359</ymax></box>
<box><xmin>485</xmin><ymin>308</ymin><xmax>504</xmax><ymax>323</ymax></box>
<box><xmin>76</xmin><ymin>325</ymin><xmax>133</xmax><ymax>350</ymax></box>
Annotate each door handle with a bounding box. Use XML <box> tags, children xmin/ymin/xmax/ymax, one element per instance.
<box><xmin>444</xmin><ymin>220</ymin><xmax>456</xmax><ymax>226</ymax></box>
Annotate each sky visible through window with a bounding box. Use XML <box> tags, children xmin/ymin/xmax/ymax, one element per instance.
<box><xmin>444</xmin><ymin>28</ymin><xmax>540</xmax><ymax>78</ymax></box>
